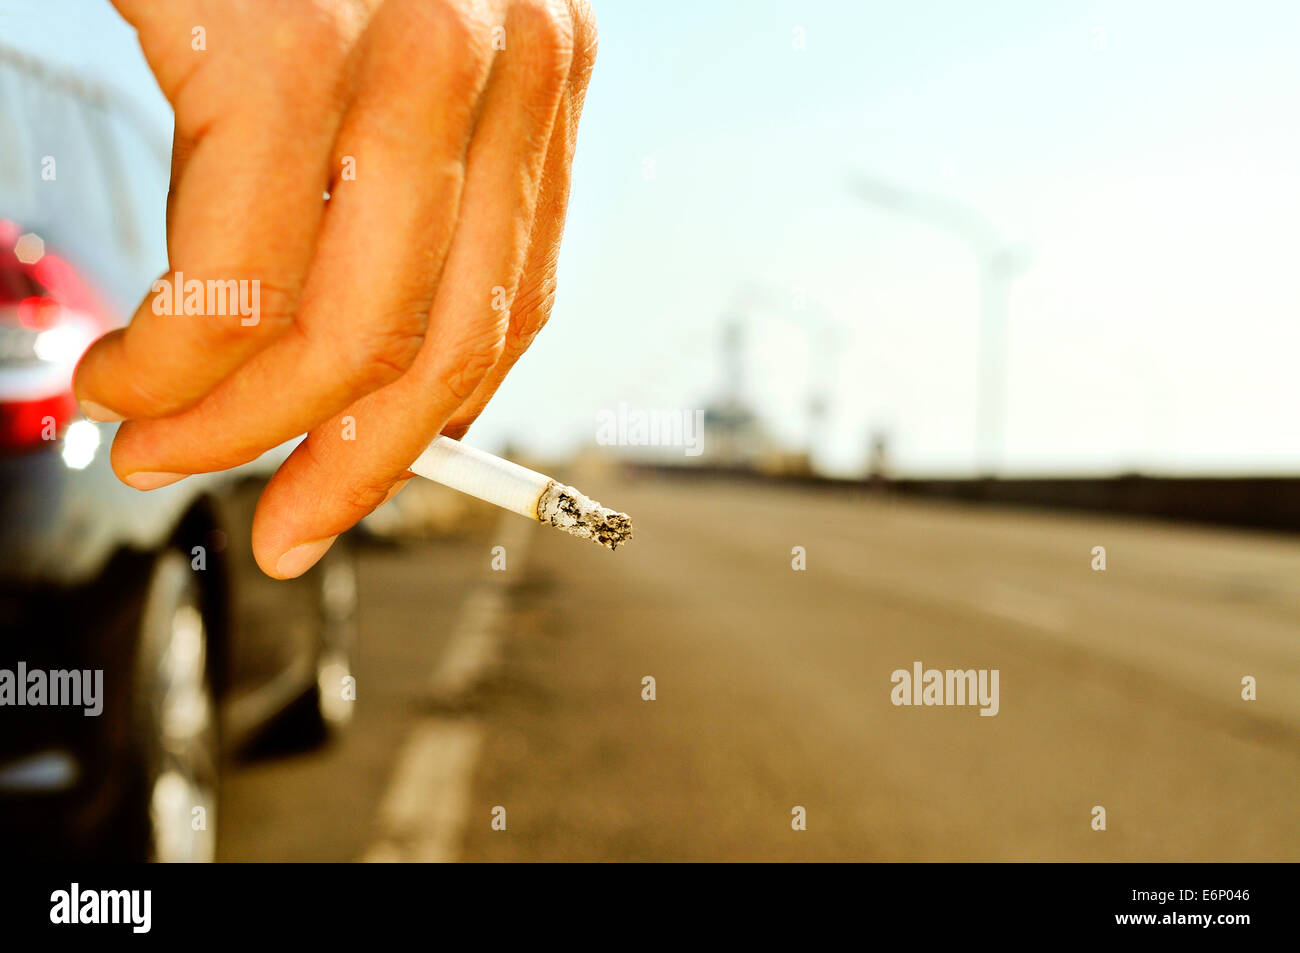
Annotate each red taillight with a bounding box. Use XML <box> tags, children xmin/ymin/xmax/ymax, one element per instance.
<box><xmin>0</xmin><ymin>392</ymin><xmax>79</xmax><ymax>449</ymax></box>
<box><xmin>16</xmin><ymin>296</ymin><xmax>64</xmax><ymax>331</ymax></box>
<box><xmin>0</xmin><ymin>221</ymin><xmax>116</xmax><ymax>453</ymax></box>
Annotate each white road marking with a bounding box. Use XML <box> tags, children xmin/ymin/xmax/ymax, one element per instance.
<box><xmin>427</xmin><ymin>587</ymin><xmax>506</xmax><ymax>703</ymax></box>
<box><xmin>360</xmin><ymin>721</ymin><xmax>485</xmax><ymax>863</ymax></box>
<box><xmin>360</xmin><ymin>513</ymin><xmax>532</xmax><ymax>863</ymax></box>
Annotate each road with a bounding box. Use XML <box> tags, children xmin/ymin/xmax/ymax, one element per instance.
<box><xmin>219</xmin><ymin>470</ymin><xmax>1300</xmax><ymax>861</ymax></box>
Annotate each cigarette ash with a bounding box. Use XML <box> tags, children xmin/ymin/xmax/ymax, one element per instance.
<box><xmin>536</xmin><ymin>481</ymin><xmax>633</xmax><ymax>550</ymax></box>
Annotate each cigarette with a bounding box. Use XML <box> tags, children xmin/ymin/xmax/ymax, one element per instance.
<box><xmin>408</xmin><ymin>435</ymin><xmax>633</xmax><ymax>550</ymax></box>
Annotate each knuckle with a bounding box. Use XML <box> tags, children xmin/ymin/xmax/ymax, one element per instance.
<box><xmin>198</xmin><ymin>315</ymin><xmax>269</xmax><ymax>348</ymax></box>
<box><xmin>411</xmin><ymin>1</ymin><xmax>491</xmax><ymax>88</ymax></box>
<box><xmin>202</xmin><ymin>9</ymin><xmax>350</xmax><ymax>129</ymax></box>
<box><xmin>338</xmin><ymin>476</ymin><xmax>398</xmax><ymax>516</ymax></box>
<box><xmin>347</xmin><ymin>318</ymin><xmax>428</xmax><ymax>391</ymax></box>
<box><xmin>505</xmin><ymin>275</ymin><xmax>557</xmax><ymax>350</ymax></box>
<box><xmin>243</xmin><ymin>277</ymin><xmax>299</xmax><ymax>330</ymax></box>
<box><xmin>354</xmin><ymin>1</ymin><xmax>491</xmax><ymax>121</ymax></box>
<box><xmin>274</xmin><ymin>10</ymin><xmax>351</xmax><ymax>83</ymax></box>
<box><xmin>144</xmin><ymin>269</ymin><xmax>293</xmax><ymax>349</ymax></box>
<box><xmin>438</xmin><ymin>325</ymin><xmax>506</xmax><ymax>402</ymax></box>
<box><xmin>200</xmin><ymin>279</ymin><xmax>296</xmax><ymax>342</ymax></box>
<box><xmin>510</xmin><ymin>0</ymin><xmax>575</xmax><ymax>82</ymax></box>
<box><xmin>112</xmin><ymin>361</ymin><xmax>182</xmax><ymax>417</ymax></box>
<box><xmin>567</xmin><ymin>0</ymin><xmax>598</xmax><ymax>81</ymax></box>
<box><xmin>257</xmin><ymin>278</ymin><xmax>302</xmax><ymax>320</ymax></box>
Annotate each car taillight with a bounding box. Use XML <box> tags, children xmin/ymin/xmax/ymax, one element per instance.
<box><xmin>0</xmin><ymin>392</ymin><xmax>80</xmax><ymax>446</ymax></box>
<box><xmin>0</xmin><ymin>220</ymin><xmax>115</xmax><ymax>453</ymax></box>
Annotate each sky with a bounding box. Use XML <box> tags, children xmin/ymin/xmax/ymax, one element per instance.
<box><xmin>3</xmin><ymin>0</ymin><xmax>1299</xmax><ymax>476</ymax></box>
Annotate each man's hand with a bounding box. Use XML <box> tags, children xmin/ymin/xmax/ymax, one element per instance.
<box><xmin>73</xmin><ymin>0</ymin><xmax>595</xmax><ymax>578</ymax></box>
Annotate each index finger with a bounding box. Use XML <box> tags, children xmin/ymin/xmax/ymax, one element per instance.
<box><xmin>73</xmin><ymin>18</ymin><xmax>348</xmax><ymax>420</ymax></box>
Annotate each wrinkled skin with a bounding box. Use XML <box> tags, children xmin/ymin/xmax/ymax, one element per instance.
<box><xmin>75</xmin><ymin>0</ymin><xmax>596</xmax><ymax>577</ymax></box>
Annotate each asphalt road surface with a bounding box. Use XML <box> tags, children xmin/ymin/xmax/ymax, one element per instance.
<box><xmin>219</xmin><ymin>470</ymin><xmax>1300</xmax><ymax>861</ymax></box>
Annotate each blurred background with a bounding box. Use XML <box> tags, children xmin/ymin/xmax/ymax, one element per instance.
<box><xmin>1</xmin><ymin>0</ymin><xmax>1298</xmax><ymax>861</ymax></box>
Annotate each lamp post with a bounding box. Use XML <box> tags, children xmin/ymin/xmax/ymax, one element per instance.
<box><xmin>850</xmin><ymin>175</ymin><xmax>1028</xmax><ymax>475</ymax></box>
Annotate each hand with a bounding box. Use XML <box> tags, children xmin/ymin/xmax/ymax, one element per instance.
<box><xmin>74</xmin><ymin>0</ymin><xmax>595</xmax><ymax>577</ymax></box>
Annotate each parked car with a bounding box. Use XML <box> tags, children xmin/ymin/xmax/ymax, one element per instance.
<box><xmin>0</xmin><ymin>44</ymin><xmax>355</xmax><ymax>861</ymax></box>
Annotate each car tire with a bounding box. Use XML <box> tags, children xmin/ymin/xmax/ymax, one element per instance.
<box><xmin>270</xmin><ymin>539</ymin><xmax>358</xmax><ymax>747</ymax></box>
<box><xmin>119</xmin><ymin>549</ymin><xmax>220</xmax><ymax>862</ymax></box>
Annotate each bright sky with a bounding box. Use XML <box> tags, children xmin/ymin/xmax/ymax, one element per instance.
<box><xmin>5</xmin><ymin>0</ymin><xmax>1299</xmax><ymax>475</ymax></box>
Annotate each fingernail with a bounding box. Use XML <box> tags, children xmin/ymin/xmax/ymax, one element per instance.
<box><xmin>274</xmin><ymin>536</ymin><xmax>338</xmax><ymax>579</ymax></box>
<box><xmin>80</xmin><ymin>400</ymin><xmax>124</xmax><ymax>422</ymax></box>
<box><xmin>124</xmin><ymin>471</ymin><xmax>185</xmax><ymax>490</ymax></box>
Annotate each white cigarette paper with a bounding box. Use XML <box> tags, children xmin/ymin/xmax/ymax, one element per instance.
<box><xmin>408</xmin><ymin>435</ymin><xmax>633</xmax><ymax>550</ymax></box>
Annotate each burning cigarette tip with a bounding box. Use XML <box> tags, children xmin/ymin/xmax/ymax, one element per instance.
<box><xmin>409</xmin><ymin>436</ymin><xmax>633</xmax><ymax>550</ymax></box>
<box><xmin>537</xmin><ymin>481</ymin><xmax>634</xmax><ymax>551</ymax></box>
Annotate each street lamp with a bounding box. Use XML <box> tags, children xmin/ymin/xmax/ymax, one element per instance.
<box><xmin>850</xmin><ymin>175</ymin><xmax>1029</xmax><ymax>475</ymax></box>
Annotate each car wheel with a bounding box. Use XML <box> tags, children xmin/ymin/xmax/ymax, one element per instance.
<box><xmin>270</xmin><ymin>539</ymin><xmax>358</xmax><ymax>746</ymax></box>
<box><xmin>315</xmin><ymin>540</ymin><xmax>359</xmax><ymax>731</ymax></box>
<box><xmin>126</xmin><ymin>549</ymin><xmax>219</xmax><ymax>862</ymax></box>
